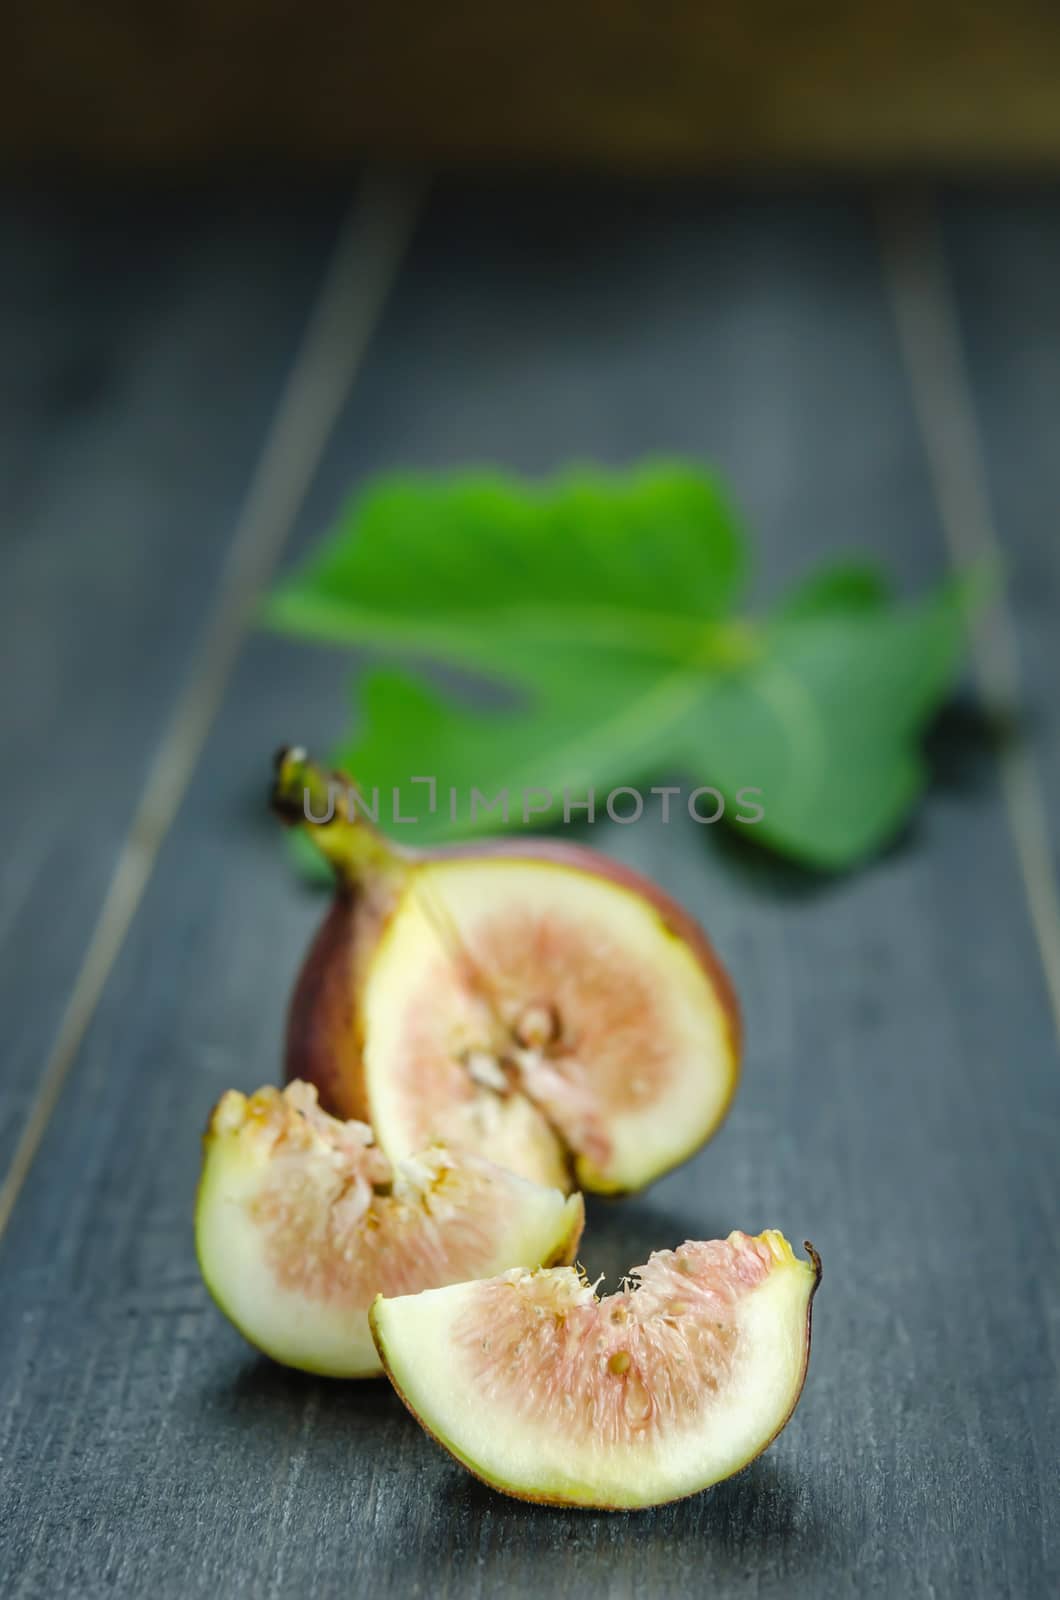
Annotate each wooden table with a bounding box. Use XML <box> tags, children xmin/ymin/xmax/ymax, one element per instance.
<box><xmin>1</xmin><ymin>176</ymin><xmax>1057</xmax><ymax>1597</ymax></box>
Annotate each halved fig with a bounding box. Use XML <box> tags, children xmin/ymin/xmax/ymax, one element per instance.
<box><xmin>371</xmin><ymin>1230</ymin><xmax>819</xmax><ymax>1509</ymax></box>
<box><xmin>195</xmin><ymin>1081</ymin><xmax>584</xmax><ymax>1377</ymax></box>
<box><xmin>274</xmin><ymin>749</ymin><xmax>740</xmax><ymax>1194</ymax></box>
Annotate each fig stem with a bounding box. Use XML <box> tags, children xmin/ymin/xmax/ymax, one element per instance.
<box><xmin>271</xmin><ymin>746</ymin><xmax>405</xmax><ymax>885</ymax></box>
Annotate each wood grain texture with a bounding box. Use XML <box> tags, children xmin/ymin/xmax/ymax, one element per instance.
<box><xmin>941</xmin><ymin>187</ymin><xmax>1060</xmax><ymax>811</ymax></box>
<box><xmin>0</xmin><ymin>188</ymin><xmax>340</xmax><ymax>1180</ymax></box>
<box><xmin>0</xmin><ymin>182</ymin><xmax>1057</xmax><ymax>1597</ymax></box>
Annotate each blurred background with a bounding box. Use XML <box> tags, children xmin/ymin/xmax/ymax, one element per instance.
<box><xmin>3</xmin><ymin>8</ymin><xmax>1060</xmax><ymax>1600</ymax></box>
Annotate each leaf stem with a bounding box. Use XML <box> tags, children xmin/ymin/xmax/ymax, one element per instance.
<box><xmin>696</xmin><ymin>619</ymin><xmax>762</xmax><ymax>669</ymax></box>
<box><xmin>262</xmin><ymin>594</ymin><xmax>763</xmax><ymax>671</ymax></box>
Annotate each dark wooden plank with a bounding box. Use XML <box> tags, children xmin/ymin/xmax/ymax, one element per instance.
<box><xmin>11</xmin><ymin>4</ymin><xmax>1060</xmax><ymax>170</ymax></box>
<box><xmin>940</xmin><ymin>187</ymin><xmax>1060</xmax><ymax>820</ymax></box>
<box><xmin>1</xmin><ymin>182</ymin><xmax>1057</xmax><ymax>1598</ymax></box>
<box><xmin>0</xmin><ymin>187</ymin><xmax>341</xmax><ymax>1178</ymax></box>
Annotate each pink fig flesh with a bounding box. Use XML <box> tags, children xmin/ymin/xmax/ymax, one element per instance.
<box><xmin>275</xmin><ymin>750</ymin><xmax>740</xmax><ymax>1194</ymax></box>
<box><xmin>195</xmin><ymin>1081</ymin><xmax>584</xmax><ymax>1376</ymax></box>
<box><xmin>371</xmin><ymin>1231</ymin><xmax>820</xmax><ymax>1508</ymax></box>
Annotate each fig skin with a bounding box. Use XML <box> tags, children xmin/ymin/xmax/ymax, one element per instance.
<box><xmin>275</xmin><ymin>748</ymin><xmax>741</xmax><ymax>1191</ymax></box>
<box><xmin>284</xmin><ymin>891</ymin><xmax>367</xmax><ymax>1124</ymax></box>
<box><xmin>370</xmin><ymin>1236</ymin><xmax>822</xmax><ymax>1510</ymax></box>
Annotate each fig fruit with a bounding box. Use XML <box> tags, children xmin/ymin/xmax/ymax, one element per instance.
<box><xmin>274</xmin><ymin>748</ymin><xmax>740</xmax><ymax>1194</ymax></box>
<box><xmin>371</xmin><ymin>1230</ymin><xmax>819</xmax><ymax>1509</ymax></box>
<box><xmin>195</xmin><ymin>1081</ymin><xmax>584</xmax><ymax>1377</ymax></box>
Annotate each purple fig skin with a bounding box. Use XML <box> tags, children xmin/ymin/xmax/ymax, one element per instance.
<box><xmin>284</xmin><ymin>891</ymin><xmax>366</xmax><ymax>1122</ymax></box>
<box><xmin>274</xmin><ymin>750</ymin><xmax>742</xmax><ymax>1163</ymax></box>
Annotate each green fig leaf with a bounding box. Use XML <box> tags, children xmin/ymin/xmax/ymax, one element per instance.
<box><xmin>262</xmin><ymin>464</ymin><xmax>977</xmax><ymax>871</ymax></box>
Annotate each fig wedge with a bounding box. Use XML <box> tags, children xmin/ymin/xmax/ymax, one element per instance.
<box><xmin>195</xmin><ymin>1082</ymin><xmax>584</xmax><ymax>1377</ymax></box>
<box><xmin>274</xmin><ymin>749</ymin><xmax>740</xmax><ymax>1194</ymax></box>
<box><xmin>371</xmin><ymin>1231</ymin><xmax>819</xmax><ymax>1509</ymax></box>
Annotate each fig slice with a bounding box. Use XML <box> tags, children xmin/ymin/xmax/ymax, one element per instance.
<box><xmin>274</xmin><ymin>749</ymin><xmax>740</xmax><ymax>1194</ymax></box>
<box><xmin>195</xmin><ymin>1081</ymin><xmax>584</xmax><ymax>1377</ymax></box>
<box><xmin>370</xmin><ymin>1230</ymin><xmax>820</xmax><ymax>1509</ymax></box>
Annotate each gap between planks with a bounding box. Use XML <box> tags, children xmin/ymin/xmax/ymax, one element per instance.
<box><xmin>0</xmin><ymin>172</ymin><xmax>423</xmax><ymax>1242</ymax></box>
<box><xmin>879</xmin><ymin>190</ymin><xmax>1060</xmax><ymax>1050</ymax></box>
